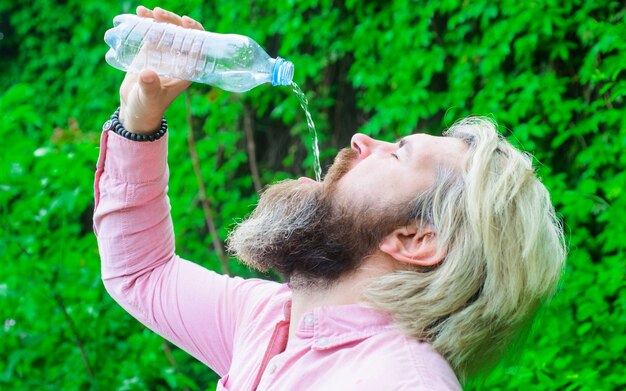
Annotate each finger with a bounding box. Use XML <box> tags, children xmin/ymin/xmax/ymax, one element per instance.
<box><xmin>161</xmin><ymin>77</ymin><xmax>192</xmax><ymax>91</ymax></box>
<box><xmin>138</xmin><ymin>69</ymin><xmax>162</xmax><ymax>96</ymax></box>
<box><xmin>153</xmin><ymin>7</ymin><xmax>184</xmax><ymax>26</ymax></box>
<box><xmin>182</xmin><ymin>15</ymin><xmax>205</xmax><ymax>31</ymax></box>
<box><xmin>136</xmin><ymin>5</ymin><xmax>155</xmax><ymax>18</ymax></box>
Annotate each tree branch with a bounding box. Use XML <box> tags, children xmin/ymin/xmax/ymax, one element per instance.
<box><xmin>185</xmin><ymin>91</ymin><xmax>231</xmax><ymax>275</ymax></box>
<box><xmin>52</xmin><ymin>290</ymin><xmax>94</xmax><ymax>379</ymax></box>
<box><xmin>243</xmin><ymin>105</ymin><xmax>262</xmax><ymax>193</ymax></box>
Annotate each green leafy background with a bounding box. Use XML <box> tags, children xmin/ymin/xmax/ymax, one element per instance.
<box><xmin>1</xmin><ymin>0</ymin><xmax>625</xmax><ymax>389</ymax></box>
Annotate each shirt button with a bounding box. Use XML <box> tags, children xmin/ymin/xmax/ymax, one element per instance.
<box><xmin>318</xmin><ymin>337</ymin><xmax>329</xmax><ymax>346</ymax></box>
<box><xmin>304</xmin><ymin>314</ymin><xmax>314</xmax><ymax>326</ymax></box>
<box><xmin>268</xmin><ymin>363</ymin><xmax>277</xmax><ymax>374</ymax></box>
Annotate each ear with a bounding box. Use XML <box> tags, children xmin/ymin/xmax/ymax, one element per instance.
<box><xmin>379</xmin><ymin>223</ymin><xmax>446</xmax><ymax>267</ymax></box>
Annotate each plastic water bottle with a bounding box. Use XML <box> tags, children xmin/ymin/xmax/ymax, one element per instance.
<box><xmin>104</xmin><ymin>14</ymin><xmax>294</xmax><ymax>93</ymax></box>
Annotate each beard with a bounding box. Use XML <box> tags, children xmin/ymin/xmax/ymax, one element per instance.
<box><xmin>227</xmin><ymin>148</ymin><xmax>408</xmax><ymax>290</ymax></box>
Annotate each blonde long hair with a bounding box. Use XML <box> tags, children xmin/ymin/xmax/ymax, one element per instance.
<box><xmin>364</xmin><ymin>117</ymin><xmax>566</xmax><ymax>380</ymax></box>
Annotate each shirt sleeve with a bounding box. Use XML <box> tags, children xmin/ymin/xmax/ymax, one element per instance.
<box><xmin>93</xmin><ymin>129</ymin><xmax>280</xmax><ymax>376</ymax></box>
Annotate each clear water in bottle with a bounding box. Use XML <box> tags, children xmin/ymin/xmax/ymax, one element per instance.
<box><xmin>104</xmin><ymin>14</ymin><xmax>294</xmax><ymax>93</ymax></box>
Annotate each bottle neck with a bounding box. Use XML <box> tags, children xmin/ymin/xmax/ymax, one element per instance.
<box><xmin>272</xmin><ymin>57</ymin><xmax>294</xmax><ymax>86</ymax></box>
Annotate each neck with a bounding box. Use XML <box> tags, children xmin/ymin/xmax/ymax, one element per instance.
<box><xmin>287</xmin><ymin>252</ymin><xmax>396</xmax><ymax>342</ymax></box>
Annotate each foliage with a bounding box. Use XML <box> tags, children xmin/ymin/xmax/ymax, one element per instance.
<box><xmin>1</xmin><ymin>0</ymin><xmax>625</xmax><ymax>389</ymax></box>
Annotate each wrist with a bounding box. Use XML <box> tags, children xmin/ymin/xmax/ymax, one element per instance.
<box><xmin>104</xmin><ymin>108</ymin><xmax>167</xmax><ymax>142</ymax></box>
<box><xmin>119</xmin><ymin>108</ymin><xmax>164</xmax><ymax>135</ymax></box>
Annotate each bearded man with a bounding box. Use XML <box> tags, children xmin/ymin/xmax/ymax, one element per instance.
<box><xmin>95</xmin><ymin>6</ymin><xmax>566</xmax><ymax>390</ymax></box>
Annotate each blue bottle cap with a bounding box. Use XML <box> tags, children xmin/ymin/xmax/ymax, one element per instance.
<box><xmin>272</xmin><ymin>57</ymin><xmax>294</xmax><ymax>86</ymax></box>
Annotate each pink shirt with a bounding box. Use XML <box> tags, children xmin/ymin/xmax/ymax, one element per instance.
<box><xmin>93</xmin><ymin>129</ymin><xmax>462</xmax><ymax>390</ymax></box>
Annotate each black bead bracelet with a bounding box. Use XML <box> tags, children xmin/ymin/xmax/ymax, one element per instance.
<box><xmin>102</xmin><ymin>107</ymin><xmax>167</xmax><ymax>142</ymax></box>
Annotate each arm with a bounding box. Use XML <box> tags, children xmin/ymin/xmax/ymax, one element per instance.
<box><xmin>93</xmin><ymin>130</ymin><xmax>278</xmax><ymax>375</ymax></box>
<box><xmin>94</xmin><ymin>6</ymin><xmax>280</xmax><ymax>376</ymax></box>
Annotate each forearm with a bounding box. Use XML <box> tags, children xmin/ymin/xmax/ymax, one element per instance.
<box><xmin>93</xmin><ymin>129</ymin><xmax>173</xmax><ymax>321</ymax></box>
<box><xmin>92</xmin><ymin>127</ymin><xmax>274</xmax><ymax>373</ymax></box>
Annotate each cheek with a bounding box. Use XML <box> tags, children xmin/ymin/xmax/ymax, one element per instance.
<box><xmin>335</xmin><ymin>162</ymin><xmax>399</xmax><ymax>206</ymax></box>
<box><xmin>341</xmin><ymin>163</ymin><xmax>428</xmax><ymax>211</ymax></box>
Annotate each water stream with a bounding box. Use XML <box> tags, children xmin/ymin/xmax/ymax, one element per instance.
<box><xmin>290</xmin><ymin>81</ymin><xmax>322</xmax><ymax>182</ymax></box>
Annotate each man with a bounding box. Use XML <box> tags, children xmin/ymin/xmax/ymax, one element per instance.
<box><xmin>94</xmin><ymin>6</ymin><xmax>566</xmax><ymax>390</ymax></box>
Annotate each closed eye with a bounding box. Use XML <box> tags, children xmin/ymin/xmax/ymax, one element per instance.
<box><xmin>393</xmin><ymin>137</ymin><xmax>409</xmax><ymax>160</ymax></box>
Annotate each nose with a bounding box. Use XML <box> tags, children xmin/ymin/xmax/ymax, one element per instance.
<box><xmin>351</xmin><ymin>133</ymin><xmax>394</xmax><ymax>159</ymax></box>
<box><xmin>351</xmin><ymin>133</ymin><xmax>377</xmax><ymax>159</ymax></box>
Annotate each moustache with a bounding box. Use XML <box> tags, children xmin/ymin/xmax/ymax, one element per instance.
<box><xmin>323</xmin><ymin>148</ymin><xmax>359</xmax><ymax>186</ymax></box>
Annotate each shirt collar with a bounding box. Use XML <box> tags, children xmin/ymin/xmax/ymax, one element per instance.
<box><xmin>295</xmin><ymin>303</ymin><xmax>395</xmax><ymax>350</ymax></box>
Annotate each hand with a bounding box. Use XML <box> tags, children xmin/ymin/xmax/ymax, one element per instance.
<box><xmin>118</xmin><ymin>6</ymin><xmax>205</xmax><ymax>134</ymax></box>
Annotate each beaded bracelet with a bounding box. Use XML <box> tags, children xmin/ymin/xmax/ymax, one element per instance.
<box><xmin>102</xmin><ymin>107</ymin><xmax>167</xmax><ymax>142</ymax></box>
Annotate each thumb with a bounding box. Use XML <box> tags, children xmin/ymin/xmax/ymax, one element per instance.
<box><xmin>120</xmin><ymin>69</ymin><xmax>165</xmax><ymax>134</ymax></box>
<box><xmin>138</xmin><ymin>69</ymin><xmax>161</xmax><ymax>96</ymax></box>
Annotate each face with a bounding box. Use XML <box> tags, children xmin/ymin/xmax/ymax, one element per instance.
<box><xmin>227</xmin><ymin>132</ymin><xmax>467</xmax><ymax>289</ymax></box>
<box><xmin>334</xmin><ymin>133</ymin><xmax>468</xmax><ymax>210</ymax></box>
